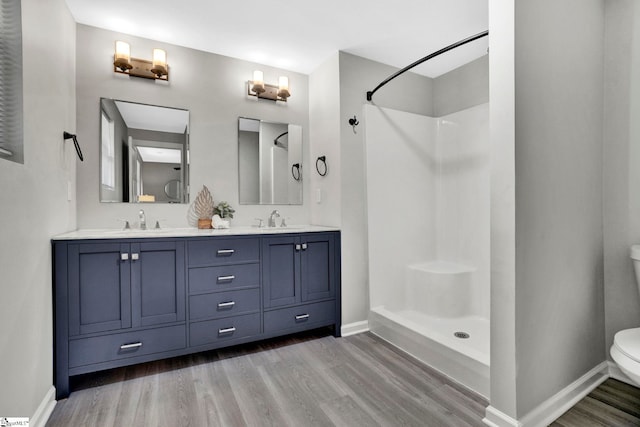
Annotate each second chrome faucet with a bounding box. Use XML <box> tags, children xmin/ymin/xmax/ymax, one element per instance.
<box><xmin>268</xmin><ymin>210</ymin><xmax>280</xmax><ymax>227</ymax></box>
<box><xmin>139</xmin><ymin>209</ymin><xmax>146</xmax><ymax>230</ymax></box>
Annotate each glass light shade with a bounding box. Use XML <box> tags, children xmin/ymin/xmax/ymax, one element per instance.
<box><xmin>252</xmin><ymin>70</ymin><xmax>265</xmax><ymax>94</ymax></box>
<box><xmin>114</xmin><ymin>41</ymin><xmax>132</xmax><ymax>70</ymax></box>
<box><xmin>277</xmin><ymin>76</ymin><xmax>290</xmax><ymax>99</ymax></box>
<box><xmin>151</xmin><ymin>48</ymin><xmax>167</xmax><ymax>76</ymax></box>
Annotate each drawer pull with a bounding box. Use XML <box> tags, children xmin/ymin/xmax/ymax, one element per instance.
<box><xmin>217</xmin><ymin>301</ymin><xmax>236</xmax><ymax>308</ymax></box>
<box><xmin>302</xmin><ymin>243</ymin><xmax>308</xmax><ymax>250</ymax></box>
<box><xmin>131</xmin><ymin>253</ymin><xmax>139</xmax><ymax>261</ymax></box>
<box><xmin>295</xmin><ymin>314</ymin><xmax>310</xmax><ymax>321</ymax></box>
<box><xmin>217</xmin><ymin>275</ymin><xmax>235</xmax><ymax>282</ymax></box>
<box><xmin>120</xmin><ymin>253</ymin><xmax>129</xmax><ymax>261</ymax></box>
<box><xmin>295</xmin><ymin>244</ymin><xmax>301</xmax><ymax>251</ymax></box>
<box><xmin>218</xmin><ymin>327</ymin><xmax>236</xmax><ymax>334</ymax></box>
<box><xmin>217</xmin><ymin>249</ymin><xmax>235</xmax><ymax>255</ymax></box>
<box><xmin>120</xmin><ymin>342</ymin><xmax>142</xmax><ymax>350</ymax></box>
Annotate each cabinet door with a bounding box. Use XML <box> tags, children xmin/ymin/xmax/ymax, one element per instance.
<box><xmin>301</xmin><ymin>233</ymin><xmax>336</xmax><ymax>302</ymax></box>
<box><xmin>68</xmin><ymin>243</ymin><xmax>131</xmax><ymax>336</ymax></box>
<box><xmin>262</xmin><ymin>236</ymin><xmax>300</xmax><ymax>308</ymax></box>
<box><xmin>131</xmin><ymin>241</ymin><xmax>185</xmax><ymax>327</ymax></box>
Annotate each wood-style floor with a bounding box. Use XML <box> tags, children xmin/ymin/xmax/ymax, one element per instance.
<box><xmin>47</xmin><ymin>330</ymin><xmax>488</xmax><ymax>427</ymax></box>
<box><xmin>551</xmin><ymin>378</ymin><xmax>640</xmax><ymax>426</ymax></box>
<box><xmin>47</xmin><ymin>329</ymin><xmax>640</xmax><ymax>427</ymax></box>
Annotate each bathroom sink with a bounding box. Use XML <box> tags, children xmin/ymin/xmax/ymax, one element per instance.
<box><xmin>100</xmin><ymin>228</ymin><xmax>193</xmax><ymax>237</ymax></box>
<box><xmin>257</xmin><ymin>225</ymin><xmax>306</xmax><ymax>232</ymax></box>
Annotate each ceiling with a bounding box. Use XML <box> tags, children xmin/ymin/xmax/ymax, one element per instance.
<box><xmin>64</xmin><ymin>0</ymin><xmax>488</xmax><ymax>78</ymax></box>
<box><xmin>114</xmin><ymin>101</ymin><xmax>189</xmax><ymax>134</ymax></box>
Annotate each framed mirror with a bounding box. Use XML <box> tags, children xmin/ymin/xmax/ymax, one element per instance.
<box><xmin>99</xmin><ymin>98</ymin><xmax>190</xmax><ymax>203</ymax></box>
<box><xmin>238</xmin><ymin>117</ymin><xmax>302</xmax><ymax>205</ymax></box>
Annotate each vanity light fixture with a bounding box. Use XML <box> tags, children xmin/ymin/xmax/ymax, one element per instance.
<box><xmin>277</xmin><ymin>76</ymin><xmax>290</xmax><ymax>100</ymax></box>
<box><xmin>113</xmin><ymin>41</ymin><xmax>169</xmax><ymax>81</ymax></box>
<box><xmin>251</xmin><ymin>70</ymin><xmax>265</xmax><ymax>94</ymax></box>
<box><xmin>248</xmin><ymin>70</ymin><xmax>291</xmax><ymax>102</ymax></box>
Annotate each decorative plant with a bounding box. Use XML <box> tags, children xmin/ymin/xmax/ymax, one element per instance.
<box><xmin>214</xmin><ymin>201</ymin><xmax>235</xmax><ymax>219</ymax></box>
<box><xmin>193</xmin><ymin>185</ymin><xmax>215</xmax><ymax>219</ymax></box>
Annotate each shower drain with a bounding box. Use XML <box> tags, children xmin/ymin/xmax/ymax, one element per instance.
<box><xmin>454</xmin><ymin>331</ymin><xmax>470</xmax><ymax>339</ymax></box>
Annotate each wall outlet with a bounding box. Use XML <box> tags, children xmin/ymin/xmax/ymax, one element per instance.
<box><xmin>316</xmin><ymin>188</ymin><xmax>322</xmax><ymax>204</ymax></box>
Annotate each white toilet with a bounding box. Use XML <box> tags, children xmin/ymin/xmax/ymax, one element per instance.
<box><xmin>610</xmin><ymin>245</ymin><xmax>640</xmax><ymax>386</ymax></box>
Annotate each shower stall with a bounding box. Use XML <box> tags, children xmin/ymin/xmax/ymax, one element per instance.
<box><xmin>364</xmin><ymin>102</ymin><xmax>490</xmax><ymax>397</ymax></box>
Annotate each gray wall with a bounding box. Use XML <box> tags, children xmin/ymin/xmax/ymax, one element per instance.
<box><xmin>514</xmin><ymin>0</ymin><xmax>605</xmax><ymax>417</ymax></box>
<box><xmin>433</xmin><ymin>55</ymin><xmax>489</xmax><ymax>117</ymax></box>
<box><xmin>488</xmin><ymin>0</ymin><xmax>517</xmax><ymax>415</ymax></box>
<box><xmin>0</xmin><ymin>0</ymin><xmax>76</xmax><ymax>418</ymax></box>
<box><xmin>603</xmin><ymin>0</ymin><xmax>640</xmax><ymax>361</ymax></box>
<box><xmin>76</xmin><ymin>24</ymin><xmax>311</xmax><ymax>228</ymax></box>
<box><xmin>309</xmin><ymin>53</ymin><xmax>341</xmax><ymax>228</ymax></box>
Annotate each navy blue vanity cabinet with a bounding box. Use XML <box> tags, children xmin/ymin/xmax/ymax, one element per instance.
<box><xmin>186</xmin><ymin>236</ymin><xmax>262</xmax><ymax>349</ymax></box>
<box><xmin>54</xmin><ymin>239</ymin><xmax>187</xmax><ymax>399</ymax></box>
<box><xmin>54</xmin><ymin>230</ymin><xmax>341</xmax><ymax>399</ymax></box>
<box><xmin>262</xmin><ymin>232</ymin><xmax>341</xmax><ymax>336</ymax></box>
<box><xmin>67</xmin><ymin>241</ymin><xmax>185</xmax><ymax>334</ymax></box>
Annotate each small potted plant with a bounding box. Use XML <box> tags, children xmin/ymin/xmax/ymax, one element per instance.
<box><xmin>214</xmin><ymin>201</ymin><xmax>235</xmax><ymax>219</ymax></box>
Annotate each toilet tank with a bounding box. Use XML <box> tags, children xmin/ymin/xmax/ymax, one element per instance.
<box><xmin>630</xmin><ymin>245</ymin><xmax>640</xmax><ymax>296</ymax></box>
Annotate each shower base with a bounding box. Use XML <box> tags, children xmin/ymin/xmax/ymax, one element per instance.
<box><xmin>369</xmin><ymin>307</ymin><xmax>490</xmax><ymax>398</ymax></box>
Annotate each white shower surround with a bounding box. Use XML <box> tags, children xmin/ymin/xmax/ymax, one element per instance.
<box><xmin>364</xmin><ymin>103</ymin><xmax>490</xmax><ymax>396</ymax></box>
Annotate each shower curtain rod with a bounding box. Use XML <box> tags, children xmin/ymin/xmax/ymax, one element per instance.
<box><xmin>366</xmin><ymin>30</ymin><xmax>489</xmax><ymax>102</ymax></box>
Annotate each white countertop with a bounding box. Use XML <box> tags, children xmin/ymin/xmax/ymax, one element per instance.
<box><xmin>52</xmin><ymin>225</ymin><xmax>340</xmax><ymax>240</ymax></box>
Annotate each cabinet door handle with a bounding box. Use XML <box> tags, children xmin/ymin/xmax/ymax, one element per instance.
<box><xmin>217</xmin><ymin>275</ymin><xmax>235</xmax><ymax>282</ymax></box>
<box><xmin>218</xmin><ymin>327</ymin><xmax>236</xmax><ymax>334</ymax></box>
<box><xmin>295</xmin><ymin>244</ymin><xmax>301</xmax><ymax>251</ymax></box>
<box><xmin>217</xmin><ymin>301</ymin><xmax>236</xmax><ymax>308</ymax></box>
<box><xmin>120</xmin><ymin>253</ymin><xmax>129</xmax><ymax>261</ymax></box>
<box><xmin>217</xmin><ymin>249</ymin><xmax>235</xmax><ymax>255</ymax></box>
<box><xmin>120</xmin><ymin>342</ymin><xmax>142</xmax><ymax>350</ymax></box>
<box><xmin>295</xmin><ymin>314</ymin><xmax>310</xmax><ymax>321</ymax></box>
<box><xmin>131</xmin><ymin>253</ymin><xmax>139</xmax><ymax>261</ymax></box>
<box><xmin>302</xmin><ymin>243</ymin><xmax>308</xmax><ymax>250</ymax></box>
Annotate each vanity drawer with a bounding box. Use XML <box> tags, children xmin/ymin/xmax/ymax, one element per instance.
<box><xmin>189</xmin><ymin>288</ymin><xmax>260</xmax><ymax>320</ymax></box>
<box><xmin>189</xmin><ymin>263</ymin><xmax>259</xmax><ymax>294</ymax></box>
<box><xmin>68</xmin><ymin>325</ymin><xmax>185</xmax><ymax>368</ymax></box>
<box><xmin>189</xmin><ymin>313</ymin><xmax>261</xmax><ymax>347</ymax></box>
<box><xmin>188</xmin><ymin>238</ymin><xmax>259</xmax><ymax>266</ymax></box>
<box><xmin>264</xmin><ymin>300</ymin><xmax>336</xmax><ymax>334</ymax></box>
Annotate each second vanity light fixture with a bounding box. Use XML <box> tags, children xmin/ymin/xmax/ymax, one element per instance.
<box><xmin>114</xmin><ymin>41</ymin><xmax>169</xmax><ymax>81</ymax></box>
<box><xmin>248</xmin><ymin>70</ymin><xmax>290</xmax><ymax>102</ymax></box>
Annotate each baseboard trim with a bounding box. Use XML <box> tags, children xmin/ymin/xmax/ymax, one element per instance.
<box><xmin>340</xmin><ymin>320</ymin><xmax>369</xmax><ymax>337</ymax></box>
<box><xmin>520</xmin><ymin>361</ymin><xmax>608</xmax><ymax>426</ymax></box>
<box><xmin>607</xmin><ymin>360</ymin><xmax>637</xmax><ymax>387</ymax></box>
<box><xmin>31</xmin><ymin>386</ymin><xmax>56</xmax><ymax>427</ymax></box>
<box><xmin>484</xmin><ymin>361</ymin><xmax>609</xmax><ymax>427</ymax></box>
<box><xmin>483</xmin><ymin>406</ymin><xmax>520</xmax><ymax>427</ymax></box>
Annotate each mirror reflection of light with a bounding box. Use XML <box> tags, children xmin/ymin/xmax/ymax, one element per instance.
<box><xmin>137</xmin><ymin>146</ymin><xmax>181</xmax><ymax>163</ymax></box>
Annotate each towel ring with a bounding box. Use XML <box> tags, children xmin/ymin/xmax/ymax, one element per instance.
<box><xmin>291</xmin><ymin>163</ymin><xmax>301</xmax><ymax>181</ymax></box>
<box><xmin>316</xmin><ymin>156</ymin><xmax>327</xmax><ymax>177</ymax></box>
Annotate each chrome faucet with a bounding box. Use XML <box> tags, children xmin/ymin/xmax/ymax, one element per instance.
<box><xmin>139</xmin><ymin>209</ymin><xmax>146</xmax><ymax>230</ymax></box>
<box><xmin>268</xmin><ymin>210</ymin><xmax>280</xmax><ymax>227</ymax></box>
